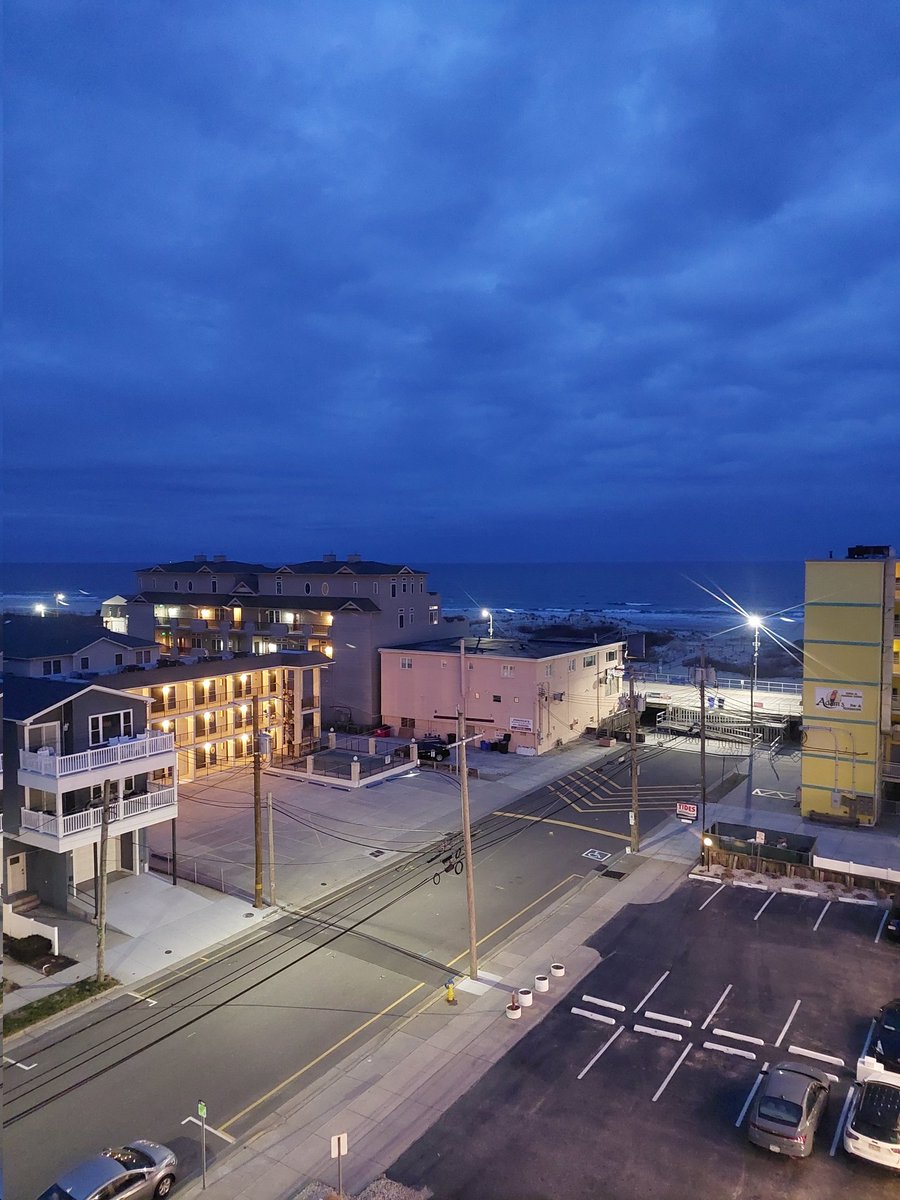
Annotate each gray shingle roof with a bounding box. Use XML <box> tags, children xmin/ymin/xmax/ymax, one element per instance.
<box><xmin>2</xmin><ymin>676</ymin><xmax>93</xmax><ymax>721</ymax></box>
<box><xmin>3</xmin><ymin>615</ymin><xmax>158</xmax><ymax>659</ymax></box>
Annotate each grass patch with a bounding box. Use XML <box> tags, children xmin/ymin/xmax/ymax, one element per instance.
<box><xmin>3</xmin><ymin>975</ymin><xmax>119</xmax><ymax>1036</ymax></box>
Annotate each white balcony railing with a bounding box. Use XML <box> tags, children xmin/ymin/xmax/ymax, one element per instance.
<box><xmin>19</xmin><ymin>785</ymin><xmax>177</xmax><ymax>840</ymax></box>
<box><xmin>19</xmin><ymin>733</ymin><xmax>175</xmax><ymax>778</ymax></box>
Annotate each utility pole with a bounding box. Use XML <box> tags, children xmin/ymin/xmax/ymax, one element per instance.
<box><xmin>252</xmin><ymin>694</ymin><xmax>264</xmax><ymax>908</ymax></box>
<box><xmin>628</xmin><ymin>674</ymin><xmax>640</xmax><ymax>854</ymax></box>
<box><xmin>457</xmin><ymin>709</ymin><xmax>479</xmax><ymax>981</ymax></box>
<box><xmin>699</xmin><ymin>645</ymin><xmax>708</xmax><ymax>867</ymax></box>
<box><xmin>266</xmin><ymin>790</ymin><xmax>276</xmax><ymax>906</ymax></box>
<box><xmin>96</xmin><ymin>778</ymin><xmax>111</xmax><ymax>981</ymax></box>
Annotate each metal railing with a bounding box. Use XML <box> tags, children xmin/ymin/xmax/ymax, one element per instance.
<box><xmin>19</xmin><ymin>733</ymin><xmax>176</xmax><ymax>778</ymax></box>
<box><xmin>19</xmin><ymin>785</ymin><xmax>177</xmax><ymax>839</ymax></box>
<box><xmin>640</xmin><ymin>670</ymin><xmax>801</xmax><ymax>695</ymax></box>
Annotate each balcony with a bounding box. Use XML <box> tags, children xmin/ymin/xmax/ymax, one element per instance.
<box><xmin>19</xmin><ymin>733</ymin><xmax>176</xmax><ymax>788</ymax></box>
<box><xmin>17</xmin><ymin>785</ymin><xmax>178</xmax><ymax>851</ymax></box>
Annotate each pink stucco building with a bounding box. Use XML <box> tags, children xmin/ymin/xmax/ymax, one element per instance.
<box><xmin>379</xmin><ymin>636</ymin><xmax>627</xmax><ymax>755</ymax></box>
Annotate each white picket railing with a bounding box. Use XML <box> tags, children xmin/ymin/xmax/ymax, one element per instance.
<box><xmin>19</xmin><ymin>733</ymin><xmax>175</xmax><ymax>778</ymax></box>
<box><xmin>19</xmin><ymin>786</ymin><xmax>177</xmax><ymax>839</ymax></box>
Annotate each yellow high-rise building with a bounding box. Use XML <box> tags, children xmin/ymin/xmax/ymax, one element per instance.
<box><xmin>801</xmin><ymin>545</ymin><xmax>898</xmax><ymax>826</ymax></box>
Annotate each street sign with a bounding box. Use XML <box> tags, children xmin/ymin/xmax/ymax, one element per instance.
<box><xmin>628</xmin><ymin>811</ymin><xmax>635</xmax><ymax>826</ymax></box>
<box><xmin>675</xmin><ymin>801</ymin><xmax>698</xmax><ymax>822</ymax></box>
<box><xmin>331</xmin><ymin>1133</ymin><xmax>348</xmax><ymax>1158</ymax></box>
<box><xmin>754</xmin><ymin>830</ymin><xmax>765</xmax><ymax>844</ymax></box>
<box><xmin>197</xmin><ymin>1101</ymin><xmax>207</xmax><ymax>1119</ymax></box>
<box><xmin>582</xmin><ymin>848</ymin><xmax>611</xmax><ymax>862</ymax></box>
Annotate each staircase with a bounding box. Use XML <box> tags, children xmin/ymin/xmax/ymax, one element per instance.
<box><xmin>8</xmin><ymin>891</ymin><xmax>41</xmax><ymax>915</ymax></box>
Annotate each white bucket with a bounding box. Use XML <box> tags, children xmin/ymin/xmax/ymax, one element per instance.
<box><xmin>550</xmin><ymin>963</ymin><xmax>565</xmax><ymax>977</ymax></box>
<box><xmin>518</xmin><ymin>988</ymin><xmax>533</xmax><ymax>1007</ymax></box>
<box><xmin>534</xmin><ymin>975</ymin><xmax>549</xmax><ymax>992</ymax></box>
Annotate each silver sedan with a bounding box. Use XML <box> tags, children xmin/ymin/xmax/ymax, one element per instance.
<box><xmin>36</xmin><ymin>1140</ymin><xmax>177</xmax><ymax>1200</ymax></box>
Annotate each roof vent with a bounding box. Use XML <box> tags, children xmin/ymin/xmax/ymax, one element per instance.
<box><xmin>194</xmin><ymin>553</ymin><xmax>207</xmax><ymax>562</ymax></box>
<box><xmin>323</xmin><ymin>553</ymin><xmax>337</xmax><ymax>563</ymax></box>
<box><xmin>213</xmin><ymin>554</ymin><xmax>226</xmax><ymax>563</ymax></box>
<box><xmin>347</xmin><ymin>553</ymin><xmax>362</xmax><ymax>563</ymax></box>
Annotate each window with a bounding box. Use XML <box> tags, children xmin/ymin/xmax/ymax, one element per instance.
<box><xmin>137</xmin><ymin>649</ymin><xmax>152</xmax><ymax>664</ymax></box>
<box><xmin>501</xmin><ymin>664</ymin><xmax>515</xmax><ymax>677</ymax></box>
<box><xmin>493</xmin><ymin>694</ymin><xmax>501</xmax><ymax>703</ymax></box>
<box><xmin>409</xmin><ymin>608</ymin><xmax>414</xmax><ymax>623</ymax></box>
<box><xmin>400</xmin><ymin>716</ymin><xmax>415</xmax><ymax>729</ymax></box>
<box><xmin>429</xmin><ymin>607</ymin><xmax>439</xmax><ymax>625</ymax></box>
<box><xmin>42</xmin><ymin>659</ymin><xmax>62</xmax><ymax>675</ymax></box>
<box><xmin>353</xmin><ymin>581</ymin><xmax>359</xmax><ymax>594</ymax></box>
<box><xmin>606</xmin><ymin>650</ymin><xmax>617</xmax><ymax>662</ymax></box>
<box><xmin>211</xmin><ymin>638</ymin><xmax>225</xmax><ymax>652</ymax></box>
<box><xmin>391</xmin><ymin>580</ymin><xmax>397</xmax><ymax>598</ymax></box>
<box><xmin>188</xmin><ymin>580</ymin><xmax>194</xmax><ymax>591</ymax></box>
<box><xmin>569</xmin><ymin>659</ymin><xmax>576</xmax><ymax>671</ymax></box>
<box><xmin>402</xmin><ymin>580</ymin><xmax>408</xmax><ymax>593</ymax></box>
<box><xmin>115</xmin><ymin>653</ymin><xmax>123</xmax><ymax>666</ymax></box>
<box><xmin>275</xmin><ymin>577</ymin><xmax>283</xmax><ymax>595</ymax></box>
<box><xmin>373</xmin><ymin>582</ymin><xmax>379</xmax><ymax>595</ymax></box>
<box><xmin>545</xmin><ymin>664</ymin><xmax>553</xmax><ymax>677</ymax></box>
<box><xmin>80</xmin><ymin>656</ymin><xmax>90</xmax><ymax>670</ymax></box>
<box><xmin>400</xmin><ymin>657</ymin><xmax>413</xmax><ymax>670</ymax></box>
<box><xmin>173</xmin><ymin>580</ymin><xmax>179</xmax><ymax>590</ymax></box>
<box><xmin>322</xmin><ymin>583</ymin><xmax>329</xmax><ymax>595</ymax></box>
<box><xmin>89</xmin><ymin>710</ymin><xmax>134</xmax><ymax>745</ymax></box>
<box><xmin>583</xmin><ymin>654</ymin><xmax>596</xmax><ymax>668</ymax></box>
<box><xmin>305</xmin><ymin>583</ymin><xmax>311</xmax><ymax>595</ymax></box>
<box><xmin>191</xmin><ymin>636</ymin><xmax>203</xmax><ymax>648</ymax></box>
<box><xmin>440</xmin><ymin>659</ymin><xmax>447</xmax><ymax>668</ymax></box>
<box><xmin>398</xmin><ymin>612</ymin><xmax>405</xmax><ymax>629</ymax></box>
<box><xmin>211</xmin><ymin>579</ymin><xmax>218</xmax><ymax>593</ymax></box>
<box><xmin>214</xmin><ymin>607</ymin><xmax>226</xmax><ymax>621</ymax></box>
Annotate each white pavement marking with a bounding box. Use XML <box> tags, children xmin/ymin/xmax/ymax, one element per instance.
<box><xmin>713</xmin><ymin>1028</ymin><xmax>764</xmax><ymax>1046</ymax></box>
<box><xmin>788</xmin><ymin>1044</ymin><xmax>845</xmax><ymax>1067</ymax></box>
<box><xmin>735</xmin><ymin>1063</ymin><xmax>769</xmax><ymax>1127</ymax></box>
<box><xmin>774</xmin><ymin>999</ymin><xmax>801</xmax><ymax>1047</ymax></box>
<box><xmin>698</xmin><ymin>884</ymin><xmax>725</xmax><ymax>911</ymax></box>
<box><xmin>701</xmin><ymin>984</ymin><xmax>732</xmax><ymax>1030</ymax></box>
<box><xmin>571</xmin><ymin>1007</ymin><xmax>616</xmax><ymax>1025</ymax></box>
<box><xmin>577</xmin><ymin>1026</ymin><xmax>624</xmax><ymax>1080</ymax></box>
<box><xmin>126</xmin><ymin>991</ymin><xmax>158</xmax><ymax>1007</ymax></box>
<box><xmin>754</xmin><ymin>892</ymin><xmax>777</xmax><ymax>921</ymax></box>
<box><xmin>182</xmin><ymin>1116</ymin><xmax>236</xmax><ymax>1144</ymax></box>
<box><xmin>582</xmin><ymin>994</ymin><xmax>626</xmax><ymax>1012</ymax></box>
<box><xmin>813</xmin><ymin>902</ymin><xmax>832</xmax><ymax>931</ymax></box>
<box><xmin>633</xmin><ymin>970</ymin><xmax>670</xmax><ymax>1014</ymax></box>
<box><xmin>837</xmin><ymin>895</ymin><xmax>878</xmax><ymax>906</ymax></box>
<box><xmin>2</xmin><ymin>1056</ymin><xmax>37</xmax><ymax>1071</ymax></box>
<box><xmin>645</xmin><ymin>1011</ymin><xmax>692</xmax><ymax>1028</ymax></box>
<box><xmin>875</xmin><ymin>909</ymin><xmax>890</xmax><ymax>944</ymax></box>
<box><xmin>652</xmin><ymin>1042</ymin><xmax>694</xmax><ymax>1103</ymax></box>
<box><xmin>830</xmin><ymin>1087</ymin><xmax>856</xmax><ymax>1157</ymax></box>
<box><xmin>635</xmin><ymin>1024</ymin><xmax>682</xmax><ymax>1041</ymax></box>
<box><xmin>703</xmin><ymin>1041</ymin><xmax>756</xmax><ymax>1061</ymax></box>
<box><xmin>860</xmin><ymin>1018</ymin><xmax>876</xmax><ymax>1060</ymax></box>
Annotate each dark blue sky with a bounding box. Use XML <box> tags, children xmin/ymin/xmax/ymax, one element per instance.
<box><xmin>6</xmin><ymin>2</ymin><xmax>899</xmax><ymax>563</ymax></box>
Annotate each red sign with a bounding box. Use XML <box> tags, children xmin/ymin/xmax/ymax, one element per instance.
<box><xmin>675</xmin><ymin>801</ymin><xmax>698</xmax><ymax>821</ymax></box>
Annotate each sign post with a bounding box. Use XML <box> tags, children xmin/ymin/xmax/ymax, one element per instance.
<box><xmin>331</xmin><ymin>1132</ymin><xmax>348</xmax><ymax>1198</ymax></box>
<box><xmin>198</xmin><ymin>1100</ymin><xmax>208</xmax><ymax>1189</ymax></box>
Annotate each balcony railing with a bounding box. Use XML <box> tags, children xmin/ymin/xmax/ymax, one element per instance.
<box><xmin>19</xmin><ymin>733</ymin><xmax>175</xmax><ymax>778</ymax></box>
<box><xmin>19</xmin><ymin>785</ymin><xmax>177</xmax><ymax>839</ymax></box>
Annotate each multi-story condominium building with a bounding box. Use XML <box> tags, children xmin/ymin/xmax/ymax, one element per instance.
<box><xmin>102</xmin><ymin>554</ymin><xmax>463</xmax><ymax>728</ymax></box>
<box><xmin>801</xmin><ymin>544</ymin><xmax>899</xmax><ymax>826</ymax></box>
<box><xmin>380</xmin><ymin>636</ymin><xmax>627</xmax><ymax>754</ymax></box>
<box><xmin>3</xmin><ymin>615</ymin><xmax>328</xmax><ymax>785</ymax></box>
<box><xmin>2</xmin><ymin>677</ymin><xmax>178</xmax><ymax>910</ymax></box>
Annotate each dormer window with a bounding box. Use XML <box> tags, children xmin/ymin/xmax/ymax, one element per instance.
<box><xmin>211</xmin><ymin>579</ymin><xmax>218</xmax><ymax>593</ymax></box>
<box><xmin>275</xmin><ymin>577</ymin><xmax>283</xmax><ymax>595</ymax></box>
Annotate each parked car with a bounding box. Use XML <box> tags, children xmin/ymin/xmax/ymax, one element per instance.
<box><xmin>747</xmin><ymin>1061</ymin><xmax>831</xmax><ymax>1157</ymax></box>
<box><xmin>37</xmin><ymin>1141</ymin><xmax>177</xmax><ymax>1200</ymax></box>
<box><xmin>416</xmin><ymin>738</ymin><xmax>450</xmax><ymax>762</ymax></box>
<box><xmin>873</xmin><ymin>999</ymin><xmax>900</xmax><ymax>1075</ymax></box>
<box><xmin>885</xmin><ymin>900</ymin><xmax>900</xmax><ymax>943</ymax></box>
<box><xmin>844</xmin><ymin>1064</ymin><xmax>900</xmax><ymax>1172</ymax></box>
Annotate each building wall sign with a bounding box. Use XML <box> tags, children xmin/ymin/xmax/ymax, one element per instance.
<box><xmin>510</xmin><ymin>716</ymin><xmax>533</xmax><ymax>732</ymax></box>
<box><xmin>814</xmin><ymin>687</ymin><xmax>863</xmax><ymax>712</ymax></box>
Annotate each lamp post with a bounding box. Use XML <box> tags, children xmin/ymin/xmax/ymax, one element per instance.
<box><xmin>746</xmin><ymin>615</ymin><xmax>762</xmax><ymax>806</ymax></box>
<box><xmin>481</xmin><ymin>608</ymin><xmax>494</xmax><ymax>638</ymax></box>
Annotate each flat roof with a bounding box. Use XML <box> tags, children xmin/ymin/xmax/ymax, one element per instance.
<box><xmin>380</xmin><ymin>636</ymin><xmax>623</xmax><ymax>661</ymax></box>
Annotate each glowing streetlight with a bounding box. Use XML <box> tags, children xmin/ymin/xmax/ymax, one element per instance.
<box><xmin>34</xmin><ymin>603</ymin><xmax>46</xmax><ymax>617</ymax></box>
<box><xmin>481</xmin><ymin>608</ymin><xmax>494</xmax><ymax>638</ymax></box>
<box><xmin>746</xmin><ymin>615</ymin><xmax>763</xmax><ymax>805</ymax></box>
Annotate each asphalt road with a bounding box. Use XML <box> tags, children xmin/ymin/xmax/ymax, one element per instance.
<box><xmin>4</xmin><ymin>745</ymin><xmax>701</xmax><ymax>1200</ymax></box>
<box><xmin>389</xmin><ymin>878</ymin><xmax>899</xmax><ymax>1200</ymax></box>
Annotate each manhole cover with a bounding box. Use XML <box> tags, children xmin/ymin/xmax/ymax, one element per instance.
<box><xmin>369</xmin><ymin>849</ymin><xmax>386</xmax><ymax>859</ymax></box>
<box><xmin>602</xmin><ymin>869</ymin><xmax>626</xmax><ymax>880</ymax></box>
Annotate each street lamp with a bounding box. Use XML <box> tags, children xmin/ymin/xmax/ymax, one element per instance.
<box><xmin>746</xmin><ymin>615</ymin><xmax>762</xmax><ymax>805</ymax></box>
<box><xmin>481</xmin><ymin>608</ymin><xmax>494</xmax><ymax>638</ymax></box>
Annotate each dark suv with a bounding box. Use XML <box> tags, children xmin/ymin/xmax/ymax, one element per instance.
<box><xmin>417</xmin><ymin>738</ymin><xmax>451</xmax><ymax>762</ymax></box>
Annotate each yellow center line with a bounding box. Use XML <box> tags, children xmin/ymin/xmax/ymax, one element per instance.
<box><xmin>222</xmin><ymin>873</ymin><xmax>583</xmax><ymax>1131</ymax></box>
<box><xmin>491</xmin><ymin>810</ymin><xmax>633</xmax><ymax>842</ymax></box>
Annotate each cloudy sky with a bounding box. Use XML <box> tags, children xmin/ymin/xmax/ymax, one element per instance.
<box><xmin>6</xmin><ymin>1</ymin><xmax>899</xmax><ymax>563</ymax></box>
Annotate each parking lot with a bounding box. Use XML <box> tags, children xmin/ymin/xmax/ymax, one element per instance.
<box><xmin>390</xmin><ymin>879</ymin><xmax>899</xmax><ymax>1200</ymax></box>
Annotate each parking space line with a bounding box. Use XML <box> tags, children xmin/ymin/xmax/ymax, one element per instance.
<box><xmin>701</xmin><ymin>984</ymin><xmax>732</xmax><ymax>1030</ymax></box>
<box><xmin>703</xmin><ymin>1041</ymin><xmax>756</xmax><ymax>1060</ymax></box>
<box><xmin>633</xmin><ymin>970</ymin><xmax>670</xmax><ymax>1013</ymax></box>
<box><xmin>875</xmin><ymin>909</ymin><xmax>890</xmax><ymax>944</ymax></box>
<box><xmin>735</xmin><ymin>1062</ymin><xmax>769</xmax><ymax>1127</ymax></box>
<box><xmin>646</xmin><ymin>1010</ymin><xmax>692</xmax><ymax>1028</ymax></box>
<box><xmin>577</xmin><ymin>1026</ymin><xmax>624</xmax><ymax>1079</ymax></box>
<box><xmin>635</xmin><ymin>1024</ymin><xmax>682</xmax><ymax>1042</ymax></box>
<box><xmin>652</xmin><ymin>1042</ymin><xmax>694</xmax><ymax>1102</ymax></box>
<box><xmin>787</xmin><ymin>1044</ymin><xmax>845</xmax><ymax>1067</ymax></box>
<box><xmin>830</xmin><ymin>1086</ymin><xmax>856</xmax><ymax>1156</ymax></box>
<box><xmin>813</xmin><ymin>901</ymin><xmax>831</xmax><ymax>931</ymax></box>
<box><xmin>774</xmin><ymin>999</ymin><xmax>801</xmax><ymax>1047</ymax></box>
<box><xmin>571</xmin><ymin>1007</ymin><xmax>616</xmax><ymax>1025</ymax></box>
<box><xmin>582</xmin><ymin>994</ymin><xmax>626</xmax><ymax>1012</ymax></box>
<box><xmin>753</xmin><ymin>892</ymin><xmax>777</xmax><ymax>921</ymax></box>
<box><xmin>698</xmin><ymin>884</ymin><xmax>725</xmax><ymax>911</ymax></box>
<box><xmin>860</xmin><ymin>1018</ymin><xmax>876</xmax><ymax>1059</ymax></box>
<box><xmin>713</xmin><ymin>1027</ymin><xmax>764</xmax><ymax>1046</ymax></box>
<box><xmin>181</xmin><ymin>1115</ymin><xmax>236</xmax><ymax>1144</ymax></box>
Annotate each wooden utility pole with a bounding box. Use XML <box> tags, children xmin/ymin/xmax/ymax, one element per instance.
<box><xmin>96</xmin><ymin>778</ymin><xmax>111</xmax><ymax>981</ymax></box>
<box><xmin>252</xmin><ymin>694</ymin><xmax>264</xmax><ymax>908</ymax></box>
<box><xmin>457</xmin><ymin>709</ymin><xmax>479</xmax><ymax>981</ymax></box>
<box><xmin>629</xmin><ymin>675</ymin><xmax>640</xmax><ymax>854</ymax></box>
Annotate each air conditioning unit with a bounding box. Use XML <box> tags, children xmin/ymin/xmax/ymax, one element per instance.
<box><xmin>552</xmin><ymin>692</ymin><xmax>565</xmax><ymax>702</ymax></box>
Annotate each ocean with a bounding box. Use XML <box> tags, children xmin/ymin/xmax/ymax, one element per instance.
<box><xmin>2</xmin><ymin>559</ymin><xmax>805</xmax><ymax>633</ymax></box>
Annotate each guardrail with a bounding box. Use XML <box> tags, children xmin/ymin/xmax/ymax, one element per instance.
<box><xmin>640</xmin><ymin>671</ymin><xmax>801</xmax><ymax>695</ymax></box>
<box><xmin>19</xmin><ymin>786</ymin><xmax>177</xmax><ymax>838</ymax></box>
<box><xmin>19</xmin><ymin>733</ymin><xmax>175</xmax><ymax>778</ymax></box>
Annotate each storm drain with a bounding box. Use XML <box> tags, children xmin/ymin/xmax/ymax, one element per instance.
<box><xmin>368</xmin><ymin>849</ymin><xmax>387</xmax><ymax>859</ymax></box>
